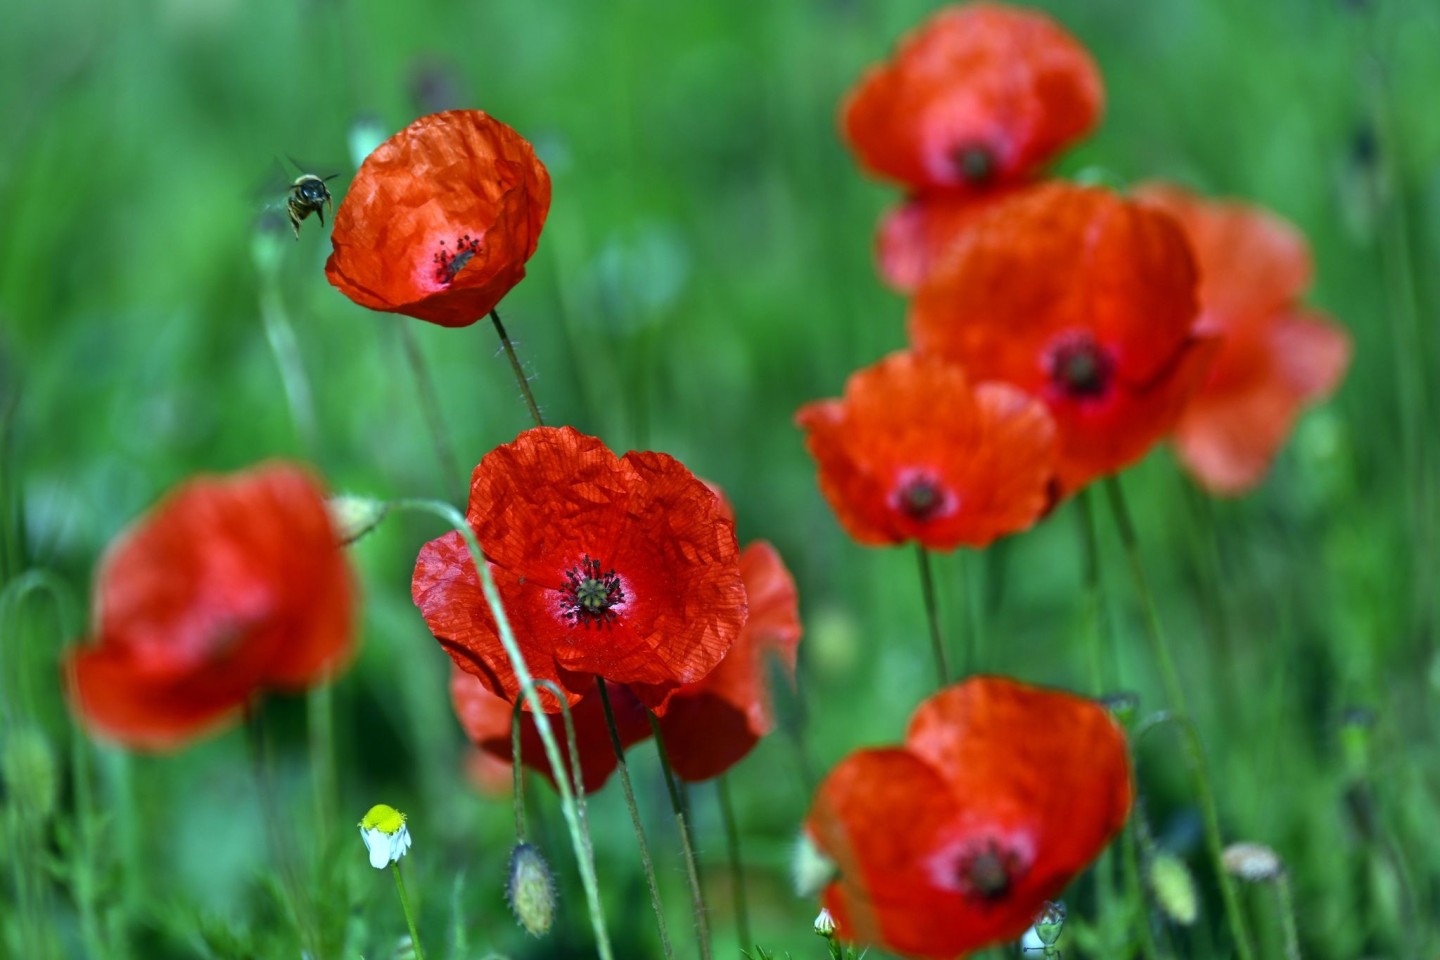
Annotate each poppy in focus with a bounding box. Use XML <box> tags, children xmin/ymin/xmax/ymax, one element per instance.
<box><xmin>1136</xmin><ymin>183</ymin><xmax>1352</xmax><ymax>495</ymax></box>
<box><xmin>452</xmin><ymin>538</ymin><xmax>802</xmax><ymax>789</ymax></box>
<box><xmin>65</xmin><ymin>463</ymin><xmax>356</xmax><ymax>750</ymax></box>
<box><xmin>807</xmin><ymin>676</ymin><xmax>1131</xmax><ymax>959</ymax></box>
<box><xmin>326</xmin><ymin>109</ymin><xmax>551</xmax><ymax>327</ymax></box>
<box><xmin>413</xmin><ymin>426</ymin><xmax>746</xmax><ymax>715</ymax></box>
<box><xmin>910</xmin><ymin>183</ymin><xmax>1212</xmax><ymax>494</ymax></box>
<box><xmin>796</xmin><ymin>352</ymin><xmax>1057</xmax><ymax>549</ymax></box>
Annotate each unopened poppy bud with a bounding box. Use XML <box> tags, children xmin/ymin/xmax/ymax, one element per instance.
<box><xmin>506</xmin><ymin>842</ymin><xmax>556</xmax><ymax>937</ymax></box>
<box><xmin>327</xmin><ymin>495</ymin><xmax>389</xmax><ymax>545</ymax></box>
<box><xmin>1</xmin><ymin>726</ymin><xmax>57</xmax><ymax>822</ymax></box>
<box><xmin>813</xmin><ymin>907</ymin><xmax>837</xmax><ymax>938</ymax></box>
<box><xmin>1033</xmin><ymin>900</ymin><xmax>1066</xmax><ymax>945</ymax></box>
<box><xmin>791</xmin><ymin>831</ymin><xmax>837</xmax><ymax>898</ymax></box>
<box><xmin>358</xmin><ymin>803</ymin><xmax>412</xmax><ymax>869</ymax></box>
<box><xmin>1099</xmin><ymin>691</ymin><xmax>1140</xmax><ymax>728</ymax></box>
<box><xmin>1222</xmin><ymin>842</ymin><xmax>1284</xmax><ymax>883</ymax></box>
<box><xmin>1148</xmin><ymin>851</ymin><xmax>1198</xmax><ymax>926</ymax></box>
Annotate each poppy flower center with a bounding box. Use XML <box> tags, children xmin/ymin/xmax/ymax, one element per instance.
<box><xmin>1046</xmin><ymin>332</ymin><xmax>1115</xmax><ymax>401</ymax></box>
<box><xmin>954</xmin><ymin>838</ymin><xmax>1024</xmax><ymax>901</ymax></box>
<box><xmin>432</xmin><ymin>234</ymin><xmax>483</xmax><ymax>286</ymax></box>
<box><xmin>952</xmin><ymin>143</ymin><xmax>996</xmax><ymax>185</ymax></box>
<box><xmin>898</xmin><ymin>476</ymin><xmax>946</xmax><ymax>522</ymax></box>
<box><xmin>559</xmin><ymin>555</ymin><xmax>625</xmax><ymax>628</ymax></box>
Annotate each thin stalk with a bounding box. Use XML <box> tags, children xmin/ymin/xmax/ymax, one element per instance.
<box><xmin>489</xmin><ymin>308</ymin><xmax>545</xmax><ymax>428</ymax></box>
<box><xmin>595</xmin><ymin>677</ymin><xmax>673</xmax><ymax>959</ymax></box>
<box><xmin>509</xmin><ymin>679</ymin><xmax>595</xmax><ymax>852</ymax></box>
<box><xmin>647</xmin><ymin>713</ymin><xmax>712</xmax><ymax>960</ymax></box>
<box><xmin>915</xmin><ymin>546</ymin><xmax>951</xmax><ymax>686</ymax></box>
<box><xmin>257</xmin><ymin>280</ymin><xmax>318</xmax><ymax>456</ymax></box>
<box><xmin>1274</xmin><ymin>871</ymin><xmax>1301</xmax><ymax>960</ymax></box>
<box><xmin>398</xmin><ymin>323</ymin><xmax>465</xmax><ymax>500</ymax></box>
<box><xmin>717</xmin><ymin>774</ymin><xmax>751</xmax><ymax>953</ymax></box>
<box><xmin>244</xmin><ymin>701</ymin><xmax>321</xmax><ymax>959</ymax></box>
<box><xmin>1121</xmin><ymin>821</ymin><xmax>1162</xmax><ymax>960</ymax></box>
<box><xmin>510</xmin><ymin>696</ymin><xmax>528</xmax><ymax>842</ymax></box>
<box><xmin>1104</xmin><ymin>477</ymin><xmax>1254</xmax><ymax>960</ymax></box>
<box><xmin>389</xmin><ymin>499</ymin><xmax>612</xmax><ymax>960</ymax></box>
<box><xmin>392</xmin><ymin>861</ymin><xmax>426</xmax><ymax>960</ymax></box>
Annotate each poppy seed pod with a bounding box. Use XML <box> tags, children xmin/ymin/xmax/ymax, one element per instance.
<box><xmin>506</xmin><ymin>842</ymin><xmax>557</xmax><ymax>937</ymax></box>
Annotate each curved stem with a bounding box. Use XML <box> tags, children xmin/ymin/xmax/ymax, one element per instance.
<box><xmin>717</xmin><ymin>774</ymin><xmax>751</xmax><ymax>953</ymax></box>
<box><xmin>915</xmin><ymin>546</ymin><xmax>951</xmax><ymax>686</ymax></box>
<box><xmin>398</xmin><ymin>323</ymin><xmax>466</xmax><ymax>501</ymax></box>
<box><xmin>392</xmin><ymin>861</ymin><xmax>426</xmax><ymax>960</ymax></box>
<box><xmin>389</xmin><ymin>498</ymin><xmax>612</xmax><ymax>960</ymax></box>
<box><xmin>595</xmin><ymin>677</ymin><xmax>672</xmax><ymax>959</ymax></box>
<box><xmin>510</xmin><ymin>679</ymin><xmax>593</xmax><ymax>849</ymax></box>
<box><xmin>647</xmin><ymin>713</ymin><xmax>712</xmax><ymax>959</ymax></box>
<box><xmin>490</xmin><ymin>308</ymin><xmax>545</xmax><ymax>428</ymax></box>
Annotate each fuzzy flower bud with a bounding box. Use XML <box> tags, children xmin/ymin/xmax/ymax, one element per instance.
<box><xmin>814</xmin><ymin>907</ymin><xmax>837</xmax><ymax>938</ymax></box>
<box><xmin>1</xmin><ymin>726</ymin><xmax>57</xmax><ymax>823</ymax></box>
<box><xmin>1148</xmin><ymin>851</ymin><xmax>1198</xmax><ymax>926</ymax></box>
<box><xmin>506</xmin><ymin>842</ymin><xmax>556</xmax><ymax>937</ymax></box>
<box><xmin>327</xmin><ymin>495</ymin><xmax>390</xmax><ymax>545</ymax></box>
<box><xmin>1222</xmin><ymin>842</ymin><xmax>1285</xmax><ymax>883</ymax></box>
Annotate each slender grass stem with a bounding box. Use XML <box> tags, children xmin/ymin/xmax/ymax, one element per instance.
<box><xmin>915</xmin><ymin>546</ymin><xmax>951</xmax><ymax>686</ymax></box>
<box><xmin>257</xmin><ymin>280</ymin><xmax>319</xmax><ymax>456</ymax></box>
<box><xmin>1104</xmin><ymin>477</ymin><xmax>1254</xmax><ymax>960</ymax></box>
<box><xmin>489</xmin><ymin>308</ymin><xmax>546</xmax><ymax>428</ymax></box>
<box><xmin>398</xmin><ymin>323</ymin><xmax>466</xmax><ymax>501</ymax></box>
<box><xmin>717</xmin><ymin>774</ymin><xmax>751</xmax><ymax>953</ymax></box>
<box><xmin>595</xmin><ymin>677</ymin><xmax>673</xmax><ymax>959</ymax></box>
<box><xmin>647</xmin><ymin>713</ymin><xmax>712</xmax><ymax>960</ymax></box>
<box><xmin>390</xmin><ymin>499</ymin><xmax>612</xmax><ymax>960</ymax></box>
<box><xmin>1274</xmin><ymin>871</ymin><xmax>1301</xmax><ymax>960</ymax></box>
<box><xmin>392</xmin><ymin>862</ymin><xmax>426</xmax><ymax>960</ymax></box>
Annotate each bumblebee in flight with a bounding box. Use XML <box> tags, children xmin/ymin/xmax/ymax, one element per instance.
<box><xmin>285</xmin><ymin>173</ymin><xmax>337</xmax><ymax>239</ymax></box>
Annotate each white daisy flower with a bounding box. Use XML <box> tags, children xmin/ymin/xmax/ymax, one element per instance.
<box><xmin>358</xmin><ymin>803</ymin><xmax>412</xmax><ymax>870</ymax></box>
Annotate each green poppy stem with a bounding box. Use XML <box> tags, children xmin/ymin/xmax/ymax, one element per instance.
<box><xmin>595</xmin><ymin>677</ymin><xmax>673</xmax><ymax>959</ymax></box>
<box><xmin>647</xmin><ymin>713</ymin><xmax>712</xmax><ymax>960</ymax></box>
<box><xmin>390</xmin><ymin>499</ymin><xmax>613</xmax><ymax>960</ymax></box>
<box><xmin>391</xmin><ymin>861</ymin><xmax>426</xmax><ymax>960</ymax></box>
<box><xmin>717</xmin><ymin>774</ymin><xmax>752</xmax><ymax>953</ymax></box>
<box><xmin>490</xmin><ymin>308</ymin><xmax>546</xmax><ymax>428</ymax></box>
<box><xmin>915</xmin><ymin>546</ymin><xmax>951</xmax><ymax>686</ymax></box>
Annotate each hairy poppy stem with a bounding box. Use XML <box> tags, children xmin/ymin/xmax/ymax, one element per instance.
<box><xmin>647</xmin><ymin>713</ymin><xmax>713</xmax><ymax>960</ymax></box>
<box><xmin>490</xmin><ymin>308</ymin><xmax>546</xmax><ymax>428</ymax></box>
<box><xmin>915</xmin><ymin>546</ymin><xmax>951</xmax><ymax>685</ymax></box>
<box><xmin>717</xmin><ymin>774</ymin><xmax>752</xmax><ymax>953</ymax></box>
<box><xmin>509</xmin><ymin>680</ymin><xmax>594</xmax><ymax>852</ymax></box>
<box><xmin>390</xmin><ymin>861</ymin><xmax>426</xmax><ymax>960</ymax></box>
<box><xmin>1104</xmin><ymin>455</ymin><xmax>1257</xmax><ymax>960</ymax></box>
<box><xmin>398</xmin><ymin>323</ymin><xmax>466</xmax><ymax>501</ymax></box>
<box><xmin>595</xmin><ymin>677</ymin><xmax>674</xmax><ymax>959</ymax></box>
<box><xmin>390</xmin><ymin>499</ymin><xmax>614</xmax><ymax>960</ymax></box>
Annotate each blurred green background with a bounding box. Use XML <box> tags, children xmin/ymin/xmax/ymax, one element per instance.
<box><xmin>2</xmin><ymin>0</ymin><xmax>1438</xmax><ymax>957</ymax></box>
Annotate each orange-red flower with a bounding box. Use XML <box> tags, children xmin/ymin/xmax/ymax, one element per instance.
<box><xmin>796</xmin><ymin>352</ymin><xmax>1056</xmax><ymax>549</ymax></box>
<box><xmin>1135</xmin><ymin>183</ymin><xmax>1352</xmax><ymax>495</ymax></box>
<box><xmin>451</xmin><ymin>539</ymin><xmax>802</xmax><ymax>789</ymax></box>
<box><xmin>326</xmin><ymin>109</ymin><xmax>551</xmax><ymax>327</ymax></box>
<box><xmin>807</xmin><ymin>676</ymin><xmax>1131</xmax><ymax>959</ymax></box>
<box><xmin>65</xmin><ymin>464</ymin><xmax>355</xmax><ymax>750</ymax></box>
<box><xmin>875</xmin><ymin>188</ymin><xmax>1020</xmax><ymax>292</ymax></box>
<box><xmin>842</xmin><ymin>4</ymin><xmax>1103</xmax><ymax>194</ymax></box>
<box><xmin>910</xmin><ymin>183</ymin><xmax>1212</xmax><ymax>494</ymax></box>
<box><xmin>413</xmin><ymin>426</ymin><xmax>746</xmax><ymax>714</ymax></box>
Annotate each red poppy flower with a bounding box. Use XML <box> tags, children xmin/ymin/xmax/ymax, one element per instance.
<box><xmin>65</xmin><ymin>463</ymin><xmax>355</xmax><ymax>750</ymax></box>
<box><xmin>842</xmin><ymin>3</ymin><xmax>1103</xmax><ymax>195</ymax></box>
<box><xmin>807</xmin><ymin>676</ymin><xmax>1131</xmax><ymax>959</ymax></box>
<box><xmin>796</xmin><ymin>352</ymin><xmax>1057</xmax><ymax>549</ymax></box>
<box><xmin>909</xmin><ymin>183</ymin><xmax>1213</xmax><ymax>494</ymax></box>
<box><xmin>413</xmin><ymin>426</ymin><xmax>746</xmax><ymax>714</ymax></box>
<box><xmin>452</xmin><ymin>540</ymin><xmax>802</xmax><ymax>789</ymax></box>
<box><xmin>1135</xmin><ymin>183</ymin><xmax>1352</xmax><ymax>495</ymax></box>
<box><xmin>325</xmin><ymin>109</ymin><xmax>551</xmax><ymax>327</ymax></box>
<box><xmin>875</xmin><ymin>187</ymin><xmax>1020</xmax><ymax>292</ymax></box>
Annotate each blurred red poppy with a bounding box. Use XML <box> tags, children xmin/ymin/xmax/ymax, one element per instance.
<box><xmin>807</xmin><ymin>676</ymin><xmax>1131</xmax><ymax>958</ymax></box>
<box><xmin>1136</xmin><ymin>183</ymin><xmax>1352</xmax><ymax>495</ymax></box>
<box><xmin>843</xmin><ymin>4</ymin><xmax>1102</xmax><ymax>194</ymax></box>
<box><xmin>326</xmin><ymin>109</ymin><xmax>551</xmax><ymax>327</ymax></box>
<box><xmin>413</xmin><ymin>426</ymin><xmax>746</xmax><ymax>714</ymax></box>
<box><xmin>65</xmin><ymin>464</ymin><xmax>355</xmax><ymax>750</ymax></box>
<box><xmin>910</xmin><ymin>183</ymin><xmax>1212</xmax><ymax>494</ymax></box>
<box><xmin>875</xmin><ymin>188</ymin><xmax>1019</xmax><ymax>292</ymax></box>
<box><xmin>797</xmin><ymin>352</ymin><xmax>1056</xmax><ymax>549</ymax></box>
<box><xmin>452</xmin><ymin>539</ymin><xmax>802</xmax><ymax>789</ymax></box>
